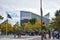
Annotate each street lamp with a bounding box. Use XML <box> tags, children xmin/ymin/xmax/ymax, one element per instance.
<box><xmin>40</xmin><ymin>0</ymin><xmax>43</xmax><ymax>40</ymax></box>
<box><xmin>40</xmin><ymin>0</ymin><xmax>43</xmax><ymax>25</ymax></box>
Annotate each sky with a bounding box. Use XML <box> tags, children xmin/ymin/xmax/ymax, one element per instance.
<box><xmin>0</xmin><ymin>0</ymin><xmax>60</xmax><ymax>24</ymax></box>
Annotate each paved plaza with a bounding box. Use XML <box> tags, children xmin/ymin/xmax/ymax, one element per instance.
<box><xmin>0</xmin><ymin>35</ymin><xmax>60</xmax><ymax>40</ymax></box>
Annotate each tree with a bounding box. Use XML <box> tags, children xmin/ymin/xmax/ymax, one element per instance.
<box><xmin>33</xmin><ymin>19</ymin><xmax>41</xmax><ymax>31</ymax></box>
<box><xmin>29</xmin><ymin>18</ymin><xmax>36</xmax><ymax>25</ymax></box>
<box><xmin>0</xmin><ymin>21</ymin><xmax>13</xmax><ymax>34</ymax></box>
<box><xmin>0</xmin><ymin>23</ymin><xmax>6</xmax><ymax>32</ymax></box>
<box><xmin>55</xmin><ymin>10</ymin><xmax>60</xmax><ymax>17</ymax></box>
<box><xmin>23</xmin><ymin>22</ymin><xmax>34</xmax><ymax>32</ymax></box>
<box><xmin>13</xmin><ymin>22</ymin><xmax>21</xmax><ymax>34</ymax></box>
<box><xmin>51</xmin><ymin>9</ymin><xmax>60</xmax><ymax>32</ymax></box>
<box><xmin>7</xmin><ymin>23</ymin><xmax>13</xmax><ymax>33</ymax></box>
<box><xmin>52</xmin><ymin>16</ymin><xmax>60</xmax><ymax>31</ymax></box>
<box><xmin>0</xmin><ymin>15</ymin><xmax>4</xmax><ymax>20</ymax></box>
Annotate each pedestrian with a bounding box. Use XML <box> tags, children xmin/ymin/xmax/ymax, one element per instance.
<box><xmin>57</xmin><ymin>32</ymin><xmax>59</xmax><ymax>39</ymax></box>
<box><xmin>48</xmin><ymin>30</ymin><xmax>51</xmax><ymax>39</ymax></box>
<box><xmin>52</xmin><ymin>31</ymin><xmax>54</xmax><ymax>39</ymax></box>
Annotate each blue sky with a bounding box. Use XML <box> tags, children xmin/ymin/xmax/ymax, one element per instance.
<box><xmin>0</xmin><ymin>0</ymin><xmax>60</xmax><ymax>24</ymax></box>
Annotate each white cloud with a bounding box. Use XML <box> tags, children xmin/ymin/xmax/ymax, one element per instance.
<box><xmin>0</xmin><ymin>7</ymin><xmax>20</xmax><ymax>24</ymax></box>
<box><xmin>8</xmin><ymin>18</ymin><xmax>20</xmax><ymax>25</ymax></box>
<box><xmin>7</xmin><ymin>11</ymin><xmax>20</xmax><ymax>25</ymax></box>
<box><xmin>20</xmin><ymin>8</ymin><xmax>40</xmax><ymax>15</ymax></box>
<box><xmin>0</xmin><ymin>0</ymin><xmax>60</xmax><ymax>22</ymax></box>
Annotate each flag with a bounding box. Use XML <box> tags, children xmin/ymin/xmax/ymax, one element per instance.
<box><xmin>7</xmin><ymin>13</ymin><xmax>12</xmax><ymax>19</ymax></box>
<box><xmin>6</xmin><ymin>12</ymin><xmax>12</xmax><ymax>19</ymax></box>
<box><xmin>44</xmin><ymin>13</ymin><xmax>49</xmax><ymax>19</ymax></box>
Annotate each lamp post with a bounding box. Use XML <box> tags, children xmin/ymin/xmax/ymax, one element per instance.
<box><xmin>40</xmin><ymin>0</ymin><xmax>43</xmax><ymax>40</ymax></box>
<box><xmin>40</xmin><ymin>0</ymin><xmax>43</xmax><ymax>25</ymax></box>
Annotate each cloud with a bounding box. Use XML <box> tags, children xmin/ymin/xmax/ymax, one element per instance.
<box><xmin>6</xmin><ymin>11</ymin><xmax>20</xmax><ymax>18</ymax></box>
<box><xmin>0</xmin><ymin>7</ymin><xmax>20</xmax><ymax>25</ymax></box>
<box><xmin>7</xmin><ymin>10</ymin><xmax>20</xmax><ymax>25</ymax></box>
<box><xmin>8</xmin><ymin>18</ymin><xmax>20</xmax><ymax>25</ymax></box>
<box><xmin>20</xmin><ymin>8</ymin><xmax>40</xmax><ymax>15</ymax></box>
<box><xmin>0</xmin><ymin>0</ymin><xmax>60</xmax><ymax>21</ymax></box>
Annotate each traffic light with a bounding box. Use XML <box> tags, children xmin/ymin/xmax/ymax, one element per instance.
<box><xmin>42</xmin><ymin>22</ymin><xmax>46</xmax><ymax>26</ymax></box>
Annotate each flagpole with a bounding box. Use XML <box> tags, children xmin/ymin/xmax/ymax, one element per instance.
<box><xmin>6</xmin><ymin>12</ymin><xmax>12</xmax><ymax>37</ymax></box>
<box><xmin>6</xmin><ymin>13</ymin><xmax>8</xmax><ymax>37</ymax></box>
<box><xmin>6</xmin><ymin>20</ymin><xmax>7</xmax><ymax>37</ymax></box>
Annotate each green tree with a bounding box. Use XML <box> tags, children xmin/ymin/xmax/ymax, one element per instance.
<box><xmin>23</xmin><ymin>22</ymin><xmax>34</xmax><ymax>32</ymax></box>
<box><xmin>0</xmin><ymin>21</ymin><xmax>13</xmax><ymax>34</ymax></box>
<box><xmin>51</xmin><ymin>9</ymin><xmax>60</xmax><ymax>32</ymax></box>
<box><xmin>7</xmin><ymin>23</ymin><xmax>13</xmax><ymax>33</ymax></box>
<box><xmin>13</xmin><ymin>22</ymin><xmax>21</xmax><ymax>34</ymax></box>
<box><xmin>29</xmin><ymin>18</ymin><xmax>36</xmax><ymax>25</ymax></box>
<box><xmin>55</xmin><ymin>10</ymin><xmax>60</xmax><ymax>17</ymax></box>
<box><xmin>0</xmin><ymin>15</ymin><xmax>4</xmax><ymax>20</ymax></box>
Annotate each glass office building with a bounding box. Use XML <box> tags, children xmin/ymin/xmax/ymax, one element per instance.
<box><xmin>20</xmin><ymin>11</ymin><xmax>50</xmax><ymax>25</ymax></box>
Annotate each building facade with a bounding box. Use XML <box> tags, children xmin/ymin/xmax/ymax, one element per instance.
<box><xmin>20</xmin><ymin>11</ymin><xmax>50</xmax><ymax>25</ymax></box>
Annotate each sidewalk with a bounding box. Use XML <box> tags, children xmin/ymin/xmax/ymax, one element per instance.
<box><xmin>0</xmin><ymin>35</ymin><xmax>60</xmax><ymax>40</ymax></box>
<box><xmin>30</xmin><ymin>36</ymin><xmax>54</xmax><ymax>40</ymax></box>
